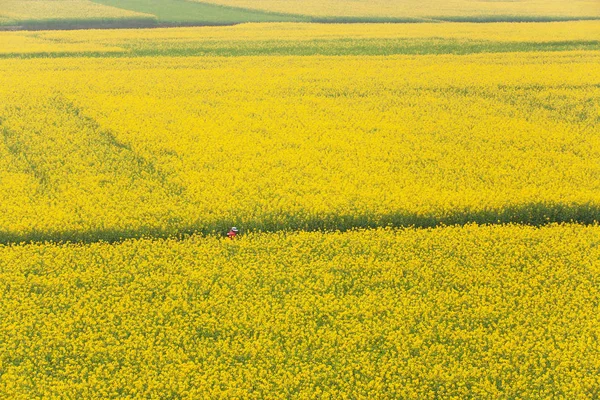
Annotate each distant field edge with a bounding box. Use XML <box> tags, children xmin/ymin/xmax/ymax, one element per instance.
<box><xmin>3</xmin><ymin>38</ymin><xmax>599</xmax><ymax>58</ymax></box>
<box><xmin>2</xmin><ymin>9</ymin><xmax>600</xmax><ymax>31</ymax></box>
<box><xmin>0</xmin><ymin>20</ymin><xmax>252</xmax><ymax>31</ymax></box>
<box><xmin>307</xmin><ymin>15</ymin><xmax>600</xmax><ymax>24</ymax></box>
<box><xmin>0</xmin><ymin>18</ymin><xmax>160</xmax><ymax>31</ymax></box>
<box><xmin>0</xmin><ymin>202</ymin><xmax>598</xmax><ymax>245</ymax></box>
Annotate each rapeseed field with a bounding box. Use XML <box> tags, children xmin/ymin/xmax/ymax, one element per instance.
<box><xmin>196</xmin><ymin>0</ymin><xmax>600</xmax><ymax>20</ymax></box>
<box><xmin>1</xmin><ymin>225</ymin><xmax>599</xmax><ymax>398</ymax></box>
<box><xmin>2</xmin><ymin>0</ymin><xmax>597</xmax><ymax>28</ymax></box>
<box><xmin>3</xmin><ymin>21</ymin><xmax>600</xmax><ymax>57</ymax></box>
<box><xmin>0</xmin><ymin>0</ymin><xmax>155</xmax><ymax>26</ymax></box>
<box><xmin>1</xmin><ymin>23</ymin><xmax>599</xmax><ymax>242</ymax></box>
<box><xmin>1</xmin><ymin>21</ymin><xmax>599</xmax><ymax>398</ymax></box>
<box><xmin>0</xmin><ymin>0</ymin><xmax>298</xmax><ymax>29</ymax></box>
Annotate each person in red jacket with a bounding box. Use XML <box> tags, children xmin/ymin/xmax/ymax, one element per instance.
<box><xmin>227</xmin><ymin>227</ymin><xmax>239</xmax><ymax>239</ymax></box>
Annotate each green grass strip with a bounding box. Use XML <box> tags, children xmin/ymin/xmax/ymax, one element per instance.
<box><xmin>0</xmin><ymin>202</ymin><xmax>598</xmax><ymax>245</ymax></box>
<box><xmin>92</xmin><ymin>0</ymin><xmax>304</xmax><ymax>24</ymax></box>
<box><xmin>2</xmin><ymin>38</ymin><xmax>599</xmax><ymax>59</ymax></box>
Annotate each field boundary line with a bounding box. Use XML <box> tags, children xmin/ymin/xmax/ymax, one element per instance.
<box><xmin>0</xmin><ymin>202</ymin><xmax>598</xmax><ymax>245</ymax></box>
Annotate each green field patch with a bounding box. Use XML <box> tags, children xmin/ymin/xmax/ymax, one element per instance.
<box><xmin>0</xmin><ymin>0</ymin><xmax>304</xmax><ymax>30</ymax></box>
<box><xmin>3</xmin><ymin>0</ymin><xmax>599</xmax><ymax>30</ymax></box>
<box><xmin>0</xmin><ymin>17</ymin><xmax>159</xmax><ymax>30</ymax></box>
<box><xmin>0</xmin><ymin>0</ymin><xmax>157</xmax><ymax>29</ymax></box>
<box><xmin>92</xmin><ymin>0</ymin><xmax>303</xmax><ymax>25</ymax></box>
<box><xmin>306</xmin><ymin>15</ymin><xmax>600</xmax><ymax>23</ymax></box>
<box><xmin>3</xmin><ymin>37</ymin><xmax>600</xmax><ymax>58</ymax></box>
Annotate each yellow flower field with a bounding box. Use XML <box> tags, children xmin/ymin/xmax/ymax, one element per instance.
<box><xmin>3</xmin><ymin>20</ymin><xmax>600</xmax><ymax>56</ymax></box>
<box><xmin>0</xmin><ymin>224</ymin><xmax>599</xmax><ymax>398</ymax></box>
<box><xmin>0</xmin><ymin>34</ymin><xmax>124</xmax><ymax>55</ymax></box>
<box><xmin>1</xmin><ymin>22</ymin><xmax>599</xmax><ymax>397</ymax></box>
<box><xmin>196</xmin><ymin>0</ymin><xmax>600</xmax><ymax>19</ymax></box>
<box><xmin>0</xmin><ymin>0</ymin><xmax>153</xmax><ymax>25</ymax></box>
<box><xmin>1</xmin><ymin>23</ymin><xmax>599</xmax><ymax>241</ymax></box>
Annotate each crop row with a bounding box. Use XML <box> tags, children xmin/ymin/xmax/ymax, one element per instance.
<box><xmin>3</xmin><ymin>21</ymin><xmax>600</xmax><ymax>58</ymax></box>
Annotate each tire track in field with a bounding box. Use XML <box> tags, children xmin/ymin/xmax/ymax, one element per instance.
<box><xmin>0</xmin><ymin>116</ymin><xmax>50</xmax><ymax>190</ymax></box>
<box><xmin>53</xmin><ymin>95</ymin><xmax>189</xmax><ymax>199</ymax></box>
<box><xmin>1</xmin><ymin>96</ymin><xmax>188</xmax><ymax>198</ymax></box>
<box><xmin>0</xmin><ymin>94</ymin><xmax>197</xmax><ymax>235</ymax></box>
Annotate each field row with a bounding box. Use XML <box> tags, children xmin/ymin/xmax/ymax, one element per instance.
<box><xmin>0</xmin><ymin>0</ymin><xmax>299</xmax><ymax>29</ymax></box>
<box><xmin>1</xmin><ymin>224</ymin><xmax>599</xmax><ymax>398</ymax></box>
<box><xmin>1</xmin><ymin>44</ymin><xmax>599</xmax><ymax>242</ymax></box>
<box><xmin>2</xmin><ymin>21</ymin><xmax>600</xmax><ymax>58</ymax></box>
<box><xmin>1</xmin><ymin>0</ymin><xmax>599</xmax><ymax>30</ymax></box>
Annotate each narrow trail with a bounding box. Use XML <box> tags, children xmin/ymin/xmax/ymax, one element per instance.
<box><xmin>0</xmin><ymin>202</ymin><xmax>598</xmax><ymax>246</ymax></box>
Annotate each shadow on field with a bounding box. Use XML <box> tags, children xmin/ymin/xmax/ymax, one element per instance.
<box><xmin>0</xmin><ymin>202</ymin><xmax>598</xmax><ymax>245</ymax></box>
